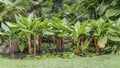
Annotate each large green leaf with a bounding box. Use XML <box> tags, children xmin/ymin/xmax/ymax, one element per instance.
<box><xmin>14</xmin><ymin>0</ymin><xmax>29</xmax><ymax>10</ymax></box>
<box><xmin>0</xmin><ymin>32</ymin><xmax>5</xmax><ymax>36</ymax></box>
<box><xmin>73</xmin><ymin>33</ymin><xmax>79</xmax><ymax>43</ymax></box>
<box><xmin>108</xmin><ymin>35</ymin><xmax>120</xmax><ymax>42</ymax></box>
<box><xmin>81</xmin><ymin>39</ymin><xmax>90</xmax><ymax>51</ymax></box>
<box><xmin>98</xmin><ymin>36</ymin><xmax>107</xmax><ymax>48</ymax></box>
<box><xmin>72</xmin><ymin>21</ymin><xmax>88</xmax><ymax>43</ymax></box>
<box><xmin>77</xmin><ymin>21</ymin><xmax>88</xmax><ymax>35</ymax></box>
<box><xmin>98</xmin><ymin>4</ymin><xmax>109</xmax><ymax>16</ymax></box>
<box><xmin>6</xmin><ymin>22</ymin><xmax>18</xmax><ymax>28</ymax></box>
<box><xmin>105</xmin><ymin>8</ymin><xmax>120</xmax><ymax>18</ymax></box>
<box><xmin>1</xmin><ymin>23</ymin><xmax>10</xmax><ymax>32</ymax></box>
<box><xmin>57</xmin><ymin>33</ymin><xmax>67</xmax><ymax>38</ymax></box>
<box><xmin>21</xmin><ymin>29</ymin><xmax>33</xmax><ymax>35</ymax></box>
<box><xmin>19</xmin><ymin>40</ymin><xmax>26</xmax><ymax>52</ymax></box>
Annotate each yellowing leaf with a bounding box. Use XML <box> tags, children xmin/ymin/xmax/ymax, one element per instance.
<box><xmin>98</xmin><ymin>36</ymin><xmax>107</xmax><ymax>48</ymax></box>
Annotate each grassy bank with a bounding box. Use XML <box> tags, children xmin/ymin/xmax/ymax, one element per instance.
<box><xmin>0</xmin><ymin>54</ymin><xmax>120</xmax><ymax>68</ymax></box>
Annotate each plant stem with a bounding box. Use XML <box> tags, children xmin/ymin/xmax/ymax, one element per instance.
<box><xmin>59</xmin><ymin>37</ymin><xmax>62</xmax><ymax>51</ymax></box>
<box><xmin>9</xmin><ymin>42</ymin><xmax>13</xmax><ymax>56</ymax></box>
<box><xmin>61</xmin><ymin>37</ymin><xmax>64</xmax><ymax>51</ymax></box>
<box><xmin>27</xmin><ymin>37</ymin><xmax>31</xmax><ymax>54</ymax></box>
<box><xmin>36</xmin><ymin>36</ymin><xmax>39</xmax><ymax>52</ymax></box>
<box><xmin>94</xmin><ymin>38</ymin><xmax>100</xmax><ymax>54</ymax></box>
<box><xmin>76</xmin><ymin>38</ymin><xmax>80</xmax><ymax>55</ymax></box>
<box><xmin>81</xmin><ymin>36</ymin><xmax>84</xmax><ymax>47</ymax></box>
<box><xmin>55</xmin><ymin>36</ymin><xmax>64</xmax><ymax>52</ymax></box>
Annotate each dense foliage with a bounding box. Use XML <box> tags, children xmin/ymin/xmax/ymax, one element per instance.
<box><xmin>0</xmin><ymin>0</ymin><xmax>120</xmax><ymax>57</ymax></box>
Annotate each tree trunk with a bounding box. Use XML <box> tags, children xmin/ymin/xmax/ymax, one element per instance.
<box><xmin>81</xmin><ymin>36</ymin><xmax>84</xmax><ymax>47</ymax></box>
<box><xmin>59</xmin><ymin>37</ymin><xmax>62</xmax><ymax>51</ymax></box>
<box><xmin>36</xmin><ymin>36</ymin><xmax>39</xmax><ymax>52</ymax></box>
<box><xmin>76</xmin><ymin>38</ymin><xmax>80</xmax><ymax>55</ymax></box>
<box><xmin>94</xmin><ymin>38</ymin><xmax>100</xmax><ymax>54</ymax></box>
<box><xmin>56</xmin><ymin>37</ymin><xmax>64</xmax><ymax>52</ymax></box>
<box><xmin>27</xmin><ymin>37</ymin><xmax>31</xmax><ymax>54</ymax></box>
<box><xmin>61</xmin><ymin>37</ymin><xmax>64</xmax><ymax>51</ymax></box>
<box><xmin>9</xmin><ymin>42</ymin><xmax>13</xmax><ymax>56</ymax></box>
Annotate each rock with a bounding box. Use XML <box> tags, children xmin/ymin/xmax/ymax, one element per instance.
<box><xmin>5</xmin><ymin>39</ymin><xmax>20</xmax><ymax>54</ymax></box>
<box><xmin>0</xmin><ymin>46</ymin><xmax>4</xmax><ymax>54</ymax></box>
<box><xmin>5</xmin><ymin>47</ymin><xmax>9</xmax><ymax>54</ymax></box>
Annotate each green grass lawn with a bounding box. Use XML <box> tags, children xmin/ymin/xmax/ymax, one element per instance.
<box><xmin>0</xmin><ymin>54</ymin><xmax>120</xmax><ymax>68</ymax></box>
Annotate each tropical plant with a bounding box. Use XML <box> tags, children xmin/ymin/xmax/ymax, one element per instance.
<box><xmin>89</xmin><ymin>18</ymin><xmax>113</xmax><ymax>54</ymax></box>
<box><xmin>49</xmin><ymin>17</ymin><xmax>72</xmax><ymax>52</ymax></box>
<box><xmin>32</xmin><ymin>19</ymin><xmax>49</xmax><ymax>55</ymax></box>
<box><xmin>107</xmin><ymin>18</ymin><xmax>120</xmax><ymax>54</ymax></box>
<box><xmin>11</xmin><ymin>13</ymin><xmax>38</xmax><ymax>54</ymax></box>
<box><xmin>72</xmin><ymin>20</ymin><xmax>90</xmax><ymax>55</ymax></box>
<box><xmin>8</xmin><ymin>13</ymin><xmax>50</xmax><ymax>55</ymax></box>
<box><xmin>0</xmin><ymin>0</ymin><xmax>29</xmax><ymax>21</ymax></box>
<box><xmin>1</xmin><ymin>22</ymin><xmax>19</xmax><ymax>56</ymax></box>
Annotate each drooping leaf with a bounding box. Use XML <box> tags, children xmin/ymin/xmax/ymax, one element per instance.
<box><xmin>1</xmin><ymin>23</ymin><xmax>10</xmax><ymax>32</ymax></box>
<box><xmin>19</xmin><ymin>40</ymin><xmax>26</xmax><ymax>52</ymax></box>
<box><xmin>57</xmin><ymin>33</ymin><xmax>67</xmax><ymax>38</ymax></box>
<box><xmin>98</xmin><ymin>4</ymin><xmax>109</xmax><ymax>16</ymax></box>
<box><xmin>108</xmin><ymin>35</ymin><xmax>120</xmax><ymax>42</ymax></box>
<box><xmin>6</xmin><ymin>22</ymin><xmax>17</xmax><ymax>28</ymax></box>
<box><xmin>98</xmin><ymin>36</ymin><xmax>107</xmax><ymax>48</ymax></box>
<box><xmin>14</xmin><ymin>0</ymin><xmax>29</xmax><ymax>10</ymax></box>
<box><xmin>0</xmin><ymin>32</ymin><xmax>5</xmax><ymax>36</ymax></box>
<box><xmin>105</xmin><ymin>8</ymin><xmax>120</xmax><ymax>18</ymax></box>
<box><xmin>81</xmin><ymin>39</ymin><xmax>90</xmax><ymax>51</ymax></box>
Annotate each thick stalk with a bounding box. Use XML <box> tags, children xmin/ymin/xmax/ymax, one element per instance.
<box><xmin>59</xmin><ymin>37</ymin><xmax>62</xmax><ymax>51</ymax></box>
<box><xmin>94</xmin><ymin>38</ymin><xmax>100</xmax><ymax>54</ymax></box>
<box><xmin>36</xmin><ymin>36</ymin><xmax>39</xmax><ymax>51</ymax></box>
<box><xmin>61</xmin><ymin>37</ymin><xmax>64</xmax><ymax>51</ymax></box>
<box><xmin>34</xmin><ymin>36</ymin><xmax>37</xmax><ymax>55</ymax></box>
<box><xmin>39</xmin><ymin>37</ymin><xmax>42</xmax><ymax>55</ymax></box>
<box><xmin>9</xmin><ymin>42</ymin><xmax>13</xmax><ymax>56</ymax></box>
<box><xmin>76</xmin><ymin>38</ymin><xmax>80</xmax><ymax>55</ymax></box>
<box><xmin>27</xmin><ymin>37</ymin><xmax>31</xmax><ymax>54</ymax></box>
<box><xmin>81</xmin><ymin>36</ymin><xmax>84</xmax><ymax>47</ymax></box>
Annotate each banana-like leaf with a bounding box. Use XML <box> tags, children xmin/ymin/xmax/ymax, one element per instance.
<box><xmin>0</xmin><ymin>0</ymin><xmax>29</xmax><ymax>21</ymax></box>
<box><xmin>72</xmin><ymin>21</ymin><xmax>88</xmax><ymax>43</ymax></box>
<box><xmin>81</xmin><ymin>39</ymin><xmax>90</xmax><ymax>51</ymax></box>
<box><xmin>108</xmin><ymin>35</ymin><xmax>120</xmax><ymax>42</ymax></box>
<box><xmin>57</xmin><ymin>33</ymin><xmax>67</xmax><ymax>38</ymax></box>
<box><xmin>6</xmin><ymin>22</ymin><xmax>18</xmax><ymax>28</ymax></box>
<box><xmin>19</xmin><ymin>40</ymin><xmax>26</xmax><ymax>52</ymax></box>
<box><xmin>105</xmin><ymin>8</ymin><xmax>120</xmax><ymax>18</ymax></box>
<box><xmin>77</xmin><ymin>21</ymin><xmax>88</xmax><ymax>35</ymax></box>
<box><xmin>97</xmin><ymin>4</ymin><xmax>109</xmax><ymax>16</ymax></box>
<box><xmin>14</xmin><ymin>0</ymin><xmax>29</xmax><ymax>10</ymax></box>
<box><xmin>72</xmin><ymin>32</ymin><xmax>79</xmax><ymax>43</ymax></box>
<box><xmin>98</xmin><ymin>36</ymin><xmax>107</xmax><ymax>48</ymax></box>
<box><xmin>0</xmin><ymin>0</ymin><xmax>12</xmax><ymax>5</ymax></box>
<box><xmin>0</xmin><ymin>32</ymin><xmax>5</xmax><ymax>36</ymax></box>
<box><xmin>50</xmin><ymin>17</ymin><xmax>72</xmax><ymax>38</ymax></box>
<box><xmin>1</xmin><ymin>23</ymin><xmax>10</xmax><ymax>32</ymax></box>
<box><xmin>20</xmin><ymin>29</ymin><xmax>32</xmax><ymax>33</ymax></box>
<box><xmin>28</xmin><ymin>13</ymin><xmax>34</xmax><ymax>22</ymax></box>
<box><xmin>43</xmin><ymin>31</ymin><xmax>54</xmax><ymax>36</ymax></box>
